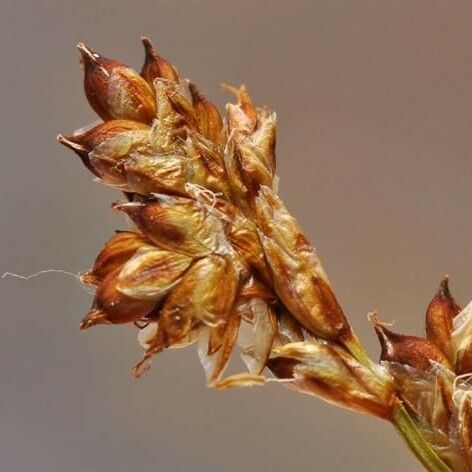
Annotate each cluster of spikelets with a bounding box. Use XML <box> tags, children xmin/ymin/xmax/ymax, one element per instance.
<box><xmin>370</xmin><ymin>278</ymin><xmax>472</xmax><ymax>470</ymax></box>
<box><xmin>58</xmin><ymin>39</ymin><xmax>472</xmax><ymax>471</ymax></box>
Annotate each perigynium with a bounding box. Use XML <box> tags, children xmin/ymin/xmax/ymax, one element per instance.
<box><xmin>58</xmin><ymin>39</ymin><xmax>472</xmax><ymax>472</ymax></box>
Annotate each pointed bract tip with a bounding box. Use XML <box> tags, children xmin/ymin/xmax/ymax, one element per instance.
<box><xmin>111</xmin><ymin>200</ymin><xmax>143</xmax><ymax>212</ymax></box>
<box><xmin>132</xmin><ymin>345</ymin><xmax>163</xmax><ymax>377</ymax></box>
<box><xmin>77</xmin><ymin>42</ymin><xmax>99</xmax><ymax>65</ymax></box>
<box><xmin>189</xmin><ymin>83</ymin><xmax>204</xmax><ymax>101</ymax></box>
<box><xmin>438</xmin><ymin>275</ymin><xmax>452</xmax><ymax>298</ymax></box>
<box><xmin>79</xmin><ymin>272</ymin><xmax>98</xmax><ymax>286</ymax></box>
<box><xmin>57</xmin><ymin>134</ymin><xmax>85</xmax><ymax>153</ymax></box>
<box><xmin>368</xmin><ymin>311</ymin><xmax>381</xmax><ymax>326</ymax></box>
<box><xmin>141</xmin><ymin>36</ymin><xmax>154</xmax><ymax>54</ymax></box>
<box><xmin>370</xmin><ymin>312</ymin><xmax>384</xmax><ymax>334</ymax></box>
<box><xmin>140</xmin><ymin>37</ymin><xmax>178</xmax><ymax>84</ymax></box>
<box><xmin>369</xmin><ymin>312</ymin><xmax>396</xmax><ymax>347</ymax></box>
<box><xmin>80</xmin><ymin>309</ymin><xmax>108</xmax><ymax>330</ymax></box>
<box><xmin>132</xmin><ymin>358</ymin><xmax>151</xmax><ymax>378</ymax></box>
<box><xmin>219</xmin><ymin>82</ymin><xmax>241</xmax><ymax>97</ymax></box>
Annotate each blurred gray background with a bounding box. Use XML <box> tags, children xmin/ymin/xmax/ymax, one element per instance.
<box><xmin>2</xmin><ymin>1</ymin><xmax>472</xmax><ymax>470</ymax></box>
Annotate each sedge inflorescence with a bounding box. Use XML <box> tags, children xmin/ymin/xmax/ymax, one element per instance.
<box><xmin>58</xmin><ymin>37</ymin><xmax>386</xmax><ymax>402</ymax></box>
<box><xmin>58</xmin><ymin>38</ymin><xmax>472</xmax><ymax>471</ymax></box>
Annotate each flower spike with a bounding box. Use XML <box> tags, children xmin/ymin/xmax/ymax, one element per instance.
<box><xmin>59</xmin><ymin>38</ymin><xmax>471</xmax><ymax>472</ymax></box>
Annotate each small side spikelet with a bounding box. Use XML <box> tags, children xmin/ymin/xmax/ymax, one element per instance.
<box><xmin>370</xmin><ymin>278</ymin><xmax>472</xmax><ymax>470</ymax></box>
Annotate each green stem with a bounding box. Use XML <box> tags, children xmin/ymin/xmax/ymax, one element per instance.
<box><xmin>345</xmin><ymin>334</ymin><xmax>451</xmax><ymax>471</ymax></box>
<box><xmin>343</xmin><ymin>335</ymin><xmax>372</xmax><ymax>369</ymax></box>
<box><xmin>392</xmin><ymin>402</ymin><xmax>451</xmax><ymax>472</ymax></box>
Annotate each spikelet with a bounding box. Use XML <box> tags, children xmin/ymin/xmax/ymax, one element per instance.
<box><xmin>268</xmin><ymin>341</ymin><xmax>395</xmax><ymax>419</ymax></box>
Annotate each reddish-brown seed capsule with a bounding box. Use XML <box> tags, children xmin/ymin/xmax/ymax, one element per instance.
<box><xmin>133</xmin><ymin>255</ymin><xmax>239</xmax><ymax>375</ymax></box>
<box><xmin>255</xmin><ymin>188</ymin><xmax>352</xmax><ymax>342</ymax></box>
<box><xmin>57</xmin><ymin>133</ymin><xmax>100</xmax><ymax>177</ymax></box>
<box><xmin>77</xmin><ymin>43</ymin><xmax>156</xmax><ymax>123</ymax></box>
<box><xmin>373</xmin><ymin>316</ymin><xmax>452</xmax><ymax>371</ymax></box>
<box><xmin>80</xmin><ymin>269</ymin><xmax>156</xmax><ymax>329</ymax></box>
<box><xmin>59</xmin><ymin>120</ymin><xmax>149</xmax><ymax>153</ymax></box>
<box><xmin>57</xmin><ymin>120</ymin><xmax>149</xmax><ymax>176</ymax></box>
<box><xmin>81</xmin><ymin>230</ymin><xmax>146</xmax><ymax>285</ymax></box>
<box><xmin>114</xmin><ymin>197</ymin><xmax>223</xmax><ymax>257</ymax></box>
<box><xmin>425</xmin><ymin>276</ymin><xmax>461</xmax><ymax>362</ymax></box>
<box><xmin>159</xmin><ymin>255</ymin><xmax>238</xmax><ymax>337</ymax></box>
<box><xmin>259</xmin><ymin>230</ymin><xmax>351</xmax><ymax>341</ymax></box>
<box><xmin>116</xmin><ymin>245</ymin><xmax>193</xmax><ymax>301</ymax></box>
<box><xmin>140</xmin><ymin>36</ymin><xmax>179</xmax><ymax>84</ymax></box>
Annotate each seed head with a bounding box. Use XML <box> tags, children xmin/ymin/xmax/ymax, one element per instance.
<box><xmin>78</xmin><ymin>42</ymin><xmax>156</xmax><ymax>123</ymax></box>
<box><xmin>58</xmin><ymin>37</ymin><xmax>472</xmax><ymax>471</ymax></box>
